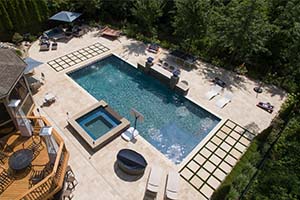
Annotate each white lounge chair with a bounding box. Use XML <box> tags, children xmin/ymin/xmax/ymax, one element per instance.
<box><xmin>166</xmin><ymin>171</ymin><xmax>180</xmax><ymax>200</ymax></box>
<box><xmin>216</xmin><ymin>92</ymin><xmax>233</xmax><ymax>108</ymax></box>
<box><xmin>121</xmin><ymin>127</ymin><xmax>139</xmax><ymax>141</ymax></box>
<box><xmin>147</xmin><ymin>166</ymin><xmax>163</xmax><ymax>195</ymax></box>
<box><xmin>205</xmin><ymin>85</ymin><xmax>222</xmax><ymax>100</ymax></box>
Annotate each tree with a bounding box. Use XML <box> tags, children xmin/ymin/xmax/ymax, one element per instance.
<box><xmin>101</xmin><ymin>0</ymin><xmax>134</xmax><ymax>22</ymax></box>
<box><xmin>37</xmin><ymin>0</ymin><xmax>49</xmax><ymax>21</ymax></box>
<box><xmin>12</xmin><ymin>32</ymin><xmax>23</xmax><ymax>44</ymax></box>
<box><xmin>6</xmin><ymin>0</ymin><xmax>17</xmax><ymax>29</ymax></box>
<box><xmin>0</xmin><ymin>0</ymin><xmax>13</xmax><ymax>31</ymax></box>
<box><xmin>131</xmin><ymin>0</ymin><xmax>165</xmax><ymax>36</ymax></box>
<box><xmin>173</xmin><ymin>0</ymin><xmax>210</xmax><ymax>52</ymax></box>
<box><xmin>211</xmin><ymin>0</ymin><xmax>273</xmax><ymax>66</ymax></box>
<box><xmin>68</xmin><ymin>0</ymin><xmax>102</xmax><ymax>18</ymax></box>
<box><xmin>13</xmin><ymin>0</ymin><xmax>26</xmax><ymax>30</ymax></box>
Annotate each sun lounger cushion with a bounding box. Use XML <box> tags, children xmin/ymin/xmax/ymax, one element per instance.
<box><xmin>216</xmin><ymin>92</ymin><xmax>233</xmax><ymax>108</ymax></box>
<box><xmin>147</xmin><ymin>166</ymin><xmax>163</xmax><ymax>193</ymax></box>
<box><xmin>205</xmin><ymin>85</ymin><xmax>222</xmax><ymax>100</ymax></box>
<box><xmin>166</xmin><ymin>171</ymin><xmax>180</xmax><ymax>200</ymax></box>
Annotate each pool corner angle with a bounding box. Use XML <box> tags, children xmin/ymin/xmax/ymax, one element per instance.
<box><xmin>68</xmin><ymin>100</ymin><xmax>130</xmax><ymax>151</ymax></box>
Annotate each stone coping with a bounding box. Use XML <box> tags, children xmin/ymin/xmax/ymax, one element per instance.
<box><xmin>68</xmin><ymin>100</ymin><xmax>130</xmax><ymax>150</ymax></box>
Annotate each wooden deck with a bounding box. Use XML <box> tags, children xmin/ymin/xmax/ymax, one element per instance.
<box><xmin>0</xmin><ymin>116</ymin><xmax>69</xmax><ymax>200</ymax></box>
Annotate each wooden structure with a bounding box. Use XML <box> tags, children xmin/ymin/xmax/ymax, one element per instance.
<box><xmin>0</xmin><ymin>116</ymin><xmax>69</xmax><ymax>200</ymax></box>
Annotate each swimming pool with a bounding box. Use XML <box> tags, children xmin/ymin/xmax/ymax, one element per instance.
<box><xmin>68</xmin><ymin>55</ymin><xmax>220</xmax><ymax>164</ymax></box>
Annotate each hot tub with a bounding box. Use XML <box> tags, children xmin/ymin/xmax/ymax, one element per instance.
<box><xmin>68</xmin><ymin>100</ymin><xmax>130</xmax><ymax>150</ymax></box>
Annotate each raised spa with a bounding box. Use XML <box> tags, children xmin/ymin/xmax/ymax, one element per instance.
<box><xmin>68</xmin><ymin>100</ymin><xmax>130</xmax><ymax>150</ymax></box>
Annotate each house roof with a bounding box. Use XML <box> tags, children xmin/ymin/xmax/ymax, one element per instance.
<box><xmin>0</xmin><ymin>49</ymin><xmax>26</xmax><ymax>98</ymax></box>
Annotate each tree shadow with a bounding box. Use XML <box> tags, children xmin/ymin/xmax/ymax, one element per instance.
<box><xmin>113</xmin><ymin>161</ymin><xmax>144</xmax><ymax>182</ymax></box>
<box><xmin>243</xmin><ymin>122</ymin><xmax>260</xmax><ymax>134</ymax></box>
<box><xmin>121</xmin><ymin>41</ymin><xmax>148</xmax><ymax>57</ymax></box>
<box><xmin>261</xmin><ymin>83</ymin><xmax>286</xmax><ymax>100</ymax></box>
<box><xmin>197</xmin><ymin>61</ymin><xmax>247</xmax><ymax>92</ymax></box>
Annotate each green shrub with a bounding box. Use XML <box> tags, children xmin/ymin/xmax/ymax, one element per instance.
<box><xmin>211</xmin><ymin>184</ymin><xmax>231</xmax><ymax>200</ymax></box>
<box><xmin>227</xmin><ymin>187</ymin><xmax>239</xmax><ymax>200</ymax></box>
<box><xmin>15</xmin><ymin>49</ymin><xmax>22</xmax><ymax>57</ymax></box>
<box><xmin>28</xmin><ymin>35</ymin><xmax>37</xmax><ymax>42</ymax></box>
<box><xmin>232</xmin><ymin>174</ymin><xmax>249</xmax><ymax>191</ymax></box>
<box><xmin>12</xmin><ymin>32</ymin><xmax>23</xmax><ymax>44</ymax></box>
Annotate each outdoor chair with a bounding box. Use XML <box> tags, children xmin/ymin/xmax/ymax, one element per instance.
<box><xmin>121</xmin><ymin>127</ymin><xmax>139</xmax><ymax>142</ymax></box>
<box><xmin>146</xmin><ymin>166</ymin><xmax>163</xmax><ymax>196</ymax></box>
<box><xmin>61</xmin><ymin>188</ymin><xmax>74</xmax><ymax>200</ymax></box>
<box><xmin>0</xmin><ymin>140</ymin><xmax>13</xmax><ymax>153</ymax></box>
<box><xmin>0</xmin><ymin>167</ymin><xmax>14</xmax><ymax>194</ymax></box>
<box><xmin>29</xmin><ymin>164</ymin><xmax>51</xmax><ymax>188</ymax></box>
<box><xmin>165</xmin><ymin>171</ymin><xmax>180</xmax><ymax>200</ymax></box>
<box><xmin>30</xmin><ymin>81</ymin><xmax>42</xmax><ymax>93</ymax></box>
<box><xmin>66</xmin><ymin>175</ymin><xmax>78</xmax><ymax>190</ymax></box>
<box><xmin>43</xmin><ymin>92</ymin><xmax>56</xmax><ymax>106</ymax></box>
<box><xmin>65</xmin><ymin>165</ymin><xmax>75</xmax><ymax>178</ymax></box>
<box><xmin>40</xmin><ymin>44</ymin><xmax>50</xmax><ymax>51</ymax></box>
<box><xmin>205</xmin><ymin>85</ymin><xmax>222</xmax><ymax>100</ymax></box>
<box><xmin>26</xmin><ymin>137</ymin><xmax>42</xmax><ymax>160</ymax></box>
<box><xmin>215</xmin><ymin>92</ymin><xmax>233</xmax><ymax>108</ymax></box>
<box><xmin>0</xmin><ymin>151</ymin><xmax>8</xmax><ymax>164</ymax></box>
<box><xmin>52</xmin><ymin>42</ymin><xmax>58</xmax><ymax>50</ymax></box>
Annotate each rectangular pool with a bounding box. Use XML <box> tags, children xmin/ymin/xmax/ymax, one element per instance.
<box><xmin>68</xmin><ymin>55</ymin><xmax>220</xmax><ymax>164</ymax></box>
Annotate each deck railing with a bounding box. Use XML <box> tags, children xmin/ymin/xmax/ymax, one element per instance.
<box><xmin>16</xmin><ymin>116</ymin><xmax>69</xmax><ymax>200</ymax></box>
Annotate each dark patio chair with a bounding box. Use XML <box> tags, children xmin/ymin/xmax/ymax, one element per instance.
<box><xmin>0</xmin><ymin>166</ymin><xmax>14</xmax><ymax>194</ymax></box>
<box><xmin>29</xmin><ymin>164</ymin><xmax>51</xmax><ymax>188</ymax></box>
<box><xmin>0</xmin><ymin>151</ymin><xmax>8</xmax><ymax>164</ymax></box>
<box><xmin>61</xmin><ymin>188</ymin><xmax>74</xmax><ymax>200</ymax></box>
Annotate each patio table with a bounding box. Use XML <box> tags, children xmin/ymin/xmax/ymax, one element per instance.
<box><xmin>9</xmin><ymin>149</ymin><xmax>33</xmax><ymax>171</ymax></box>
<box><xmin>45</xmin><ymin>93</ymin><xmax>55</xmax><ymax>102</ymax></box>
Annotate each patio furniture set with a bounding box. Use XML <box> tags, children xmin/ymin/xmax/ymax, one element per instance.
<box><xmin>205</xmin><ymin>77</ymin><xmax>274</xmax><ymax>111</ymax></box>
<box><xmin>116</xmin><ymin>149</ymin><xmax>180</xmax><ymax>199</ymax></box>
<box><xmin>205</xmin><ymin>84</ymin><xmax>233</xmax><ymax>108</ymax></box>
<box><xmin>146</xmin><ymin>166</ymin><xmax>180</xmax><ymax>200</ymax></box>
<box><xmin>60</xmin><ymin>165</ymin><xmax>78</xmax><ymax>200</ymax></box>
<box><xmin>98</xmin><ymin>26</ymin><xmax>121</xmax><ymax>39</ymax></box>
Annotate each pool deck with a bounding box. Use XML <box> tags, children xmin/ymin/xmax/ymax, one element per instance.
<box><xmin>27</xmin><ymin>30</ymin><xmax>286</xmax><ymax>199</ymax></box>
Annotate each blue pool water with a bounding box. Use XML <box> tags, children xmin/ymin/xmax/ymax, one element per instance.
<box><xmin>76</xmin><ymin>107</ymin><xmax>120</xmax><ymax>140</ymax></box>
<box><xmin>69</xmin><ymin>55</ymin><xmax>220</xmax><ymax>164</ymax></box>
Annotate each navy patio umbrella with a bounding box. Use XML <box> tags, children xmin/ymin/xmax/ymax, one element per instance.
<box><xmin>24</xmin><ymin>57</ymin><xmax>43</xmax><ymax>73</ymax></box>
<box><xmin>49</xmin><ymin>11</ymin><xmax>81</xmax><ymax>23</ymax></box>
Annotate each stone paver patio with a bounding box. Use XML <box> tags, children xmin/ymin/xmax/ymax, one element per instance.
<box><xmin>180</xmin><ymin>120</ymin><xmax>255</xmax><ymax>199</ymax></box>
<box><xmin>27</xmin><ymin>29</ymin><xmax>286</xmax><ymax>199</ymax></box>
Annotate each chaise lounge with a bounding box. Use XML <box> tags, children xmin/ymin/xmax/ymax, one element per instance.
<box><xmin>205</xmin><ymin>85</ymin><xmax>222</xmax><ymax>100</ymax></box>
<box><xmin>166</xmin><ymin>171</ymin><xmax>180</xmax><ymax>200</ymax></box>
<box><xmin>215</xmin><ymin>92</ymin><xmax>233</xmax><ymax>108</ymax></box>
<box><xmin>146</xmin><ymin>166</ymin><xmax>163</xmax><ymax>196</ymax></box>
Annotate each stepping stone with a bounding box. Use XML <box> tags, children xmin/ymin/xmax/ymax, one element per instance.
<box><xmin>196</xmin><ymin>168</ymin><xmax>210</xmax><ymax>181</ymax></box>
<box><xmin>181</xmin><ymin>168</ymin><xmax>193</xmax><ymax>180</ymax></box>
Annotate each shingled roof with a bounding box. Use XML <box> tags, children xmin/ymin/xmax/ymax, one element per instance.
<box><xmin>0</xmin><ymin>49</ymin><xmax>26</xmax><ymax>98</ymax></box>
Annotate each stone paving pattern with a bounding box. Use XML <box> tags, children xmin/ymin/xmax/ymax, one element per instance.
<box><xmin>47</xmin><ymin>43</ymin><xmax>109</xmax><ymax>72</ymax></box>
<box><xmin>180</xmin><ymin>119</ymin><xmax>255</xmax><ymax>199</ymax></box>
